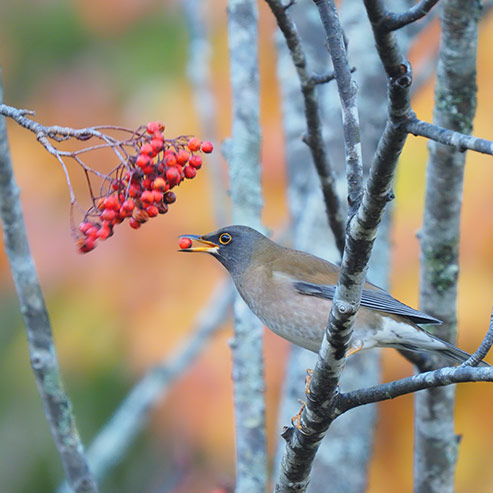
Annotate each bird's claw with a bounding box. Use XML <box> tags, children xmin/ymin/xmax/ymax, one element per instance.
<box><xmin>304</xmin><ymin>368</ymin><xmax>313</xmax><ymax>394</ymax></box>
<box><xmin>291</xmin><ymin>399</ymin><xmax>306</xmax><ymax>430</ymax></box>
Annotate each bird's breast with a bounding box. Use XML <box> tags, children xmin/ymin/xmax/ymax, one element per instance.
<box><xmin>236</xmin><ymin>269</ymin><xmax>331</xmax><ymax>352</ymax></box>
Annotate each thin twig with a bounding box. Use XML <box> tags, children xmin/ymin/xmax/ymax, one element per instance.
<box><xmin>313</xmin><ymin>0</ymin><xmax>363</xmax><ymax>215</ymax></box>
<box><xmin>461</xmin><ymin>308</ymin><xmax>493</xmax><ymax>367</ymax></box>
<box><xmin>406</xmin><ymin>116</ymin><xmax>493</xmax><ymax>155</ymax></box>
<box><xmin>0</xmin><ymin>83</ymin><xmax>97</xmax><ymax>492</ymax></box>
<box><xmin>265</xmin><ymin>0</ymin><xmax>346</xmax><ymax>255</ymax></box>
<box><xmin>338</xmin><ymin>365</ymin><xmax>493</xmax><ymax>414</ymax></box>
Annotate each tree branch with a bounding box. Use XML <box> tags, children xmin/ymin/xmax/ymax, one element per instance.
<box><xmin>0</xmin><ymin>78</ymin><xmax>97</xmax><ymax>492</ymax></box>
<box><xmin>313</xmin><ymin>0</ymin><xmax>363</xmax><ymax>215</ymax></box>
<box><xmin>405</xmin><ymin>115</ymin><xmax>493</xmax><ymax>155</ymax></box>
<box><xmin>462</xmin><ymin>308</ymin><xmax>493</xmax><ymax>368</ymax></box>
<box><xmin>265</xmin><ymin>0</ymin><xmax>346</xmax><ymax>256</ymax></box>
<box><xmin>383</xmin><ymin>0</ymin><xmax>440</xmax><ymax>31</ymax></box>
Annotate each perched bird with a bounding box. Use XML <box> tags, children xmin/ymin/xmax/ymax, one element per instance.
<box><xmin>180</xmin><ymin>225</ymin><xmax>486</xmax><ymax>366</ymax></box>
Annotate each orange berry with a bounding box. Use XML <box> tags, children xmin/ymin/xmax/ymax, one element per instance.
<box><xmin>187</xmin><ymin>137</ymin><xmax>201</xmax><ymax>152</ymax></box>
<box><xmin>201</xmin><ymin>141</ymin><xmax>213</xmax><ymax>153</ymax></box>
<box><xmin>152</xmin><ymin>177</ymin><xmax>167</xmax><ymax>192</ymax></box>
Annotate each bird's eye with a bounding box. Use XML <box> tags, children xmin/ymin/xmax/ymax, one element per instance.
<box><xmin>219</xmin><ymin>233</ymin><xmax>232</xmax><ymax>245</ymax></box>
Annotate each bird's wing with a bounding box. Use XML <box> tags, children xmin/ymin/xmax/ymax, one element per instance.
<box><xmin>293</xmin><ymin>281</ymin><xmax>442</xmax><ymax>325</ymax></box>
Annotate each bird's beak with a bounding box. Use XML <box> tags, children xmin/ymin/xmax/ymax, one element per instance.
<box><xmin>178</xmin><ymin>234</ymin><xmax>219</xmax><ymax>253</ymax></box>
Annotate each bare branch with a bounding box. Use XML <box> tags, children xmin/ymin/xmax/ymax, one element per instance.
<box><xmin>0</xmin><ymin>81</ymin><xmax>97</xmax><ymax>492</ymax></box>
<box><xmin>313</xmin><ymin>0</ymin><xmax>363</xmax><ymax>215</ymax></box>
<box><xmin>265</xmin><ymin>0</ymin><xmax>346</xmax><ymax>255</ymax></box>
<box><xmin>406</xmin><ymin>116</ymin><xmax>493</xmax><ymax>155</ymax></box>
<box><xmin>383</xmin><ymin>0</ymin><xmax>440</xmax><ymax>31</ymax></box>
<box><xmin>338</xmin><ymin>365</ymin><xmax>493</xmax><ymax>414</ymax></box>
<box><xmin>461</xmin><ymin>308</ymin><xmax>493</xmax><ymax>367</ymax></box>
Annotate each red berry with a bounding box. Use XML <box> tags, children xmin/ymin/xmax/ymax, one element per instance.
<box><xmin>166</xmin><ymin>167</ymin><xmax>180</xmax><ymax>186</ymax></box>
<box><xmin>179</xmin><ymin>237</ymin><xmax>193</xmax><ymax>249</ymax></box>
<box><xmin>97</xmin><ymin>224</ymin><xmax>111</xmax><ymax>240</ymax></box>
<box><xmin>86</xmin><ymin>225</ymin><xmax>100</xmax><ymax>238</ymax></box>
<box><xmin>201</xmin><ymin>141</ymin><xmax>213</xmax><ymax>153</ymax></box>
<box><xmin>141</xmin><ymin>190</ymin><xmax>154</xmax><ymax>204</ymax></box>
<box><xmin>164</xmin><ymin>191</ymin><xmax>176</xmax><ymax>204</ymax></box>
<box><xmin>152</xmin><ymin>190</ymin><xmax>163</xmax><ymax>202</ymax></box>
<box><xmin>143</xmin><ymin>165</ymin><xmax>154</xmax><ymax>175</ymax></box>
<box><xmin>101</xmin><ymin>209</ymin><xmax>117</xmax><ymax>222</ymax></box>
<box><xmin>176</xmin><ymin>150</ymin><xmax>190</xmax><ymax>165</ymax></box>
<box><xmin>151</xmin><ymin>138</ymin><xmax>163</xmax><ymax>153</ymax></box>
<box><xmin>187</xmin><ymin>137</ymin><xmax>201</xmax><ymax>152</ymax></box>
<box><xmin>136</xmin><ymin>154</ymin><xmax>150</xmax><ymax>168</ymax></box>
<box><xmin>103</xmin><ymin>195</ymin><xmax>119</xmax><ymax>210</ymax></box>
<box><xmin>146</xmin><ymin>205</ymin><xmax>159</xmax><ymax>217</ymax></box>
<box><xmin>184</xmin><ymin>166</ymin><xmax>197</xmax><ymax>179</ymax></box>
<box><xmin>129</xmin><ymin>184</ymin><xmax>141</xmax><ymax>198</ymax></box>
<box><xmin>189</xmin><ymin>155</ymin><xmax>202</xmax><ymax>169</ymax></box>
<box><xmin>122</xmin><ymin>199</ymin><xmax>135</xmax><ymax>212</ymax></box>
<box><xmin>78</xmin><ymin>237</ymin><xmax>96</xmax><ymax>253</ymax></box>
<box><xmin>165</xmin><ymin>154</ymin><xmax>177</xmax><ymax>167</ymax></box>
<box><xmin>79</xmin><ymin>222</ymin><xmax>93</xmax><ymax>234</ymax></box>
<box><xmin>129</xmin><ymin>217</ymin><xmax>141</xmax><ymax>229</ymax></box>
<box><xmin>152</xmin><ymin>177</ymin><xmax>167</xmax><ymax>192</ymax></box>
<box><xmin>141</xmin><ymin>143</ymin><xmax>154</xmax><ymax>156</ymax></box>
<box><xmin>147</xmin><ymin>121</ymin><xmax>164</xmax><ymax>134</ymax></box>
<box><xmin>142</xmin><ymin>178</ymin><xmax>153</xmax><ymax>190</ymax></box>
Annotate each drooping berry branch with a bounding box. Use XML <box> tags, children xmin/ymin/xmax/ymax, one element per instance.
<box><xmin>0</xmin><ymin>104</ymin><xmax>213</xmax><ymax>253</ymax></box>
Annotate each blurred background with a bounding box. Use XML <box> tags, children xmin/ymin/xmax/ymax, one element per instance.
<box><xmin>0</xmin><ymin>0</ymin><xmax>492</xmax><ymax>491</ymax></box>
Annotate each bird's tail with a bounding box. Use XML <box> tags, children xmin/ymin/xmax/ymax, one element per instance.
<box><xmin>398</xmin><ymin>334</ymin><xmax>490</xmax><ymax>367</ymax></box>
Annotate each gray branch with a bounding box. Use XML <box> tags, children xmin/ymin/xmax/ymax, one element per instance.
<box><xmin>225</xmin><ymin>1</ymin><xmax>267</xmax><ymax>491</ymax></box>
<box><xmin>313</xmin><ymin>0</ymin><xmax>363</xmax><ymax>215</ymax></box>
<box><xmin>405</xmin><ymin>116</ymin><xmax>493</xmax><ymax>155</ymax></box>
<box><xmin>383</xmin><ymin>0</ymin><xmax>440</xmax><ymax>31</ymax></box>
<box><xmin>264</xmin><ymin>0</ymin><xmax>346</xmax><ymax>255</ymax></box>
<box><xmin>0</xmin><ymin>75</ymin><xmax>97</xmax><ymax>492</ymax></box>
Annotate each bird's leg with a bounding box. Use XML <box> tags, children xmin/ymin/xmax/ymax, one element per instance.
<box><xmin>346</xmin><ymin>340</ymin><xmax>364</xmax><ymax>358</ymax></box>
<box><xmin>304</xmin><ymin>368</ymin><xmax>313</xmax><ymax>394</ymax></box>
<box><xmin>291</xmin><ymin>399</ymin><xmax>306</xmax><ymax>430</ymax></box>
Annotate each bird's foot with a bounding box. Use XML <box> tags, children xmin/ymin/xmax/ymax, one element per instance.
<box><xmin>291</xmin><ymin>400</ymin><xmax>306</xmax><ymax>430</ymax></box>
<box><xmin>304</xmin><ymin>369</ymin><xmax>313</xmax><ymax>394</ymax></box>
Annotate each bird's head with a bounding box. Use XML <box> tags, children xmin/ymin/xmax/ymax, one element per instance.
<box><xmin>179</xmin><ymin>225</ymin><xmax>269</xmax><ymax>279</ymax></box>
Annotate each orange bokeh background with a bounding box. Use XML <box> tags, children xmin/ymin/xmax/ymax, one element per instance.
<box><xmin>0</xmin><ymin>1</ymin><xmax>491</xmax><ymax>492</ymax></box>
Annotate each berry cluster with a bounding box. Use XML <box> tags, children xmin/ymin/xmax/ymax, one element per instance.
<box><xmin>76</xmin><ymin>122</ymin><xmax>213</xmax><ymax>253</ymax></box>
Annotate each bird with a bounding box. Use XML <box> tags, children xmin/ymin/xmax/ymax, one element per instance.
<box><xmin>179</xmin><ymin>225</ymin><xmax>487</xmax><ymax>366</ymax></box>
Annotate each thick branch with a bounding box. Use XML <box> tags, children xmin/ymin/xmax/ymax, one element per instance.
<box><xmin>0</xmin><ymin>81</ymin><xmax>97</xmax><ymax>491</ymax></box>
<box><xmin>265</xmin><ymin>0</ymin><xmax>346</xmax><ymax>255</ymax></box>
<box><xmin>275</xmin><ymin>1</ymin><xmax>413</xmax><ymax>490</ymax></box>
